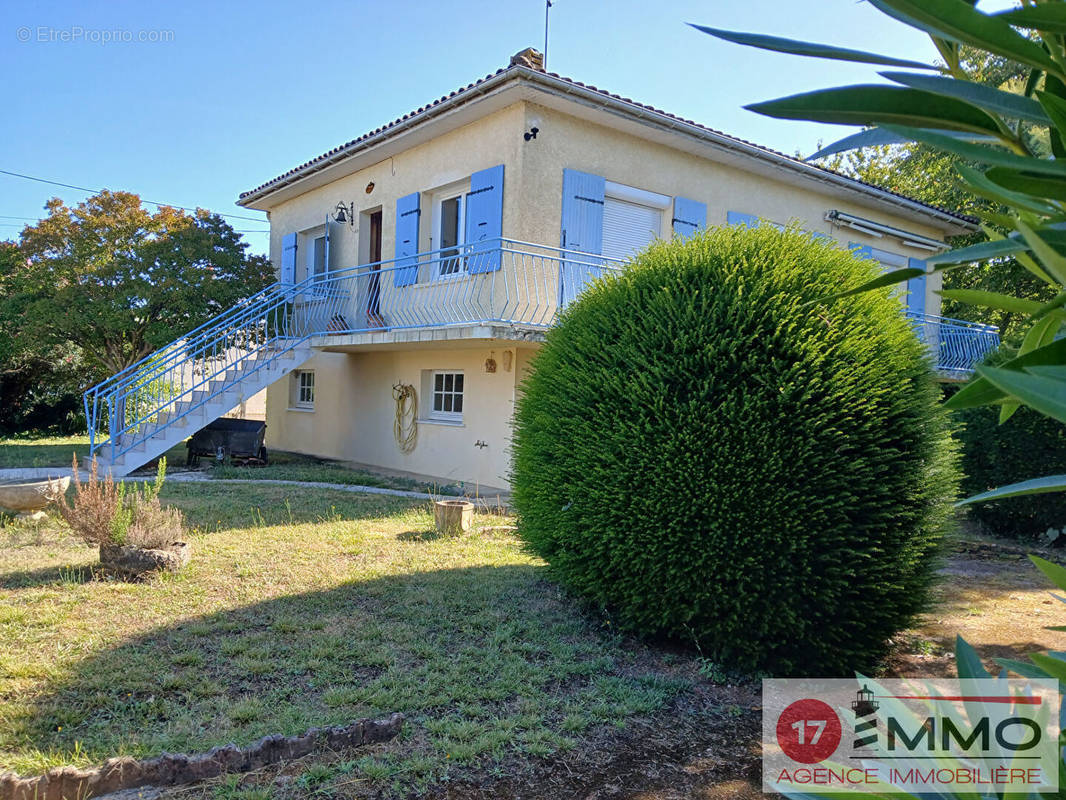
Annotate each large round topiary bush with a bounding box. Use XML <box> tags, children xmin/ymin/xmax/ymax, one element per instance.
<box><xmin>512</xmin><ymin>225</ymin><xmax>958</xmax><ymax>675</ymax></box>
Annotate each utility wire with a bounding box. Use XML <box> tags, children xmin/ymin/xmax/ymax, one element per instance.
<box><xmin>0</xmin><ymin>216</ymin><xmax>268</xmax><ymax>233</ymax></box>
<box><xmin>0</xmin><ymin>169</ymin><xmax>267</xmax><ymax>224</ymax></box>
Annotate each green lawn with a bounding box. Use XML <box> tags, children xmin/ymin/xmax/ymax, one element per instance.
<box><xmin>0</xmin><ymin>433</ymin><xmax>458</xmax><ymax>499</ymax></box>
<box><xmin>208</xmin><ymin>452</ymin><xmax>465</xmax><ymax>496</ymax></box>
<box><xmin>0</xmin><ymin>435</ymin><xmax>91</xmax><ymax>469</ymax></box>
<box><xmin>0</xmin><ymin>482</ymin><xmax>709</xmax><ymax>795</ymax></box>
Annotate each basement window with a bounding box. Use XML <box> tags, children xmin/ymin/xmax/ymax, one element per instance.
<box><xmin>430</xmin><ymin>371</ymin><xmax>464</xmax><ymax>420</ymax></box>
<box><xmin>291</xmin><ymin>370</ymin><xmax>315</xmax><ymax>410</ymax></box>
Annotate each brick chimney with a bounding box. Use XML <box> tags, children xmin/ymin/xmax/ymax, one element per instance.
<box><xmin>510</xmin><ymin>48</ymin><xmax>545</xmax><ymax>71</ymax></box>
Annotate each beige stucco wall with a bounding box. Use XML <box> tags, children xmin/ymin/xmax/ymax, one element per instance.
<box><xmin>516</xmin><ymin>102</ymin><xmax>947</xmax><ymax>315</ymax></box>
<box><xmin>257</xmin><ymin>96</ymin><xmax>959</xmax><ymax>488</ymax></box>
<box><xmin>266</xmin><ymin>103</ymin><xmax>525</xmax><ymax>279</ymax></box>
<box><xmin>265</xmin><ymin>344</ymin><xmax>534</xmax><ymax>491</ymax></box>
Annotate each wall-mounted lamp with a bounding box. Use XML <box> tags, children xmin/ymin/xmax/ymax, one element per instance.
<box><xmin>332</xmin><ymin>201</ymin><xmax>355</xmax><ymax>227</ymax></box>
<box><xmin>523</xmin><ymin>126</ymin><xmax>540</xmax><ymax>141</ymax></box>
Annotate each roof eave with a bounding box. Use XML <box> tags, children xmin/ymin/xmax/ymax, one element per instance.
<box><xmin>238</xmin><ymin>66</ymin><xmax>977</xmax><ymax>235</ymax></box>
<box><xmin>521</xmin><ymin>70</ymin><xmax>976</xmax><ymax>235</ymax></box>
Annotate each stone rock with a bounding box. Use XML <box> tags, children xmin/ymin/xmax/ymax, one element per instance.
<box><xmin>0</xmin><ymin>714</ymin><xmax>404</xmax><ymax>800</ymax></box>
<box><xmin>100</xmin><ymin>542</ymin><xmax>190</xmax><ymax>577</ymax></box>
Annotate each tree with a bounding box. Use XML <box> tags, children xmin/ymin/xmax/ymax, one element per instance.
<box><xmin>696</xmin><ymin>3</ymin><xmax>1066</xmax><ymax>503</ymax></box>
<box><xmin>6</xmin><ymin>191</ymin><xmax>273</xmax><ymax>380</ymax></box>
<box><xmin>814</xmin><ymin>48</ymin><xmax>1054</xmax><ymax>341</ymax></box>
<box><xmin>0</xmin><ymin>241</ymin><xmax>83</xmax><ymax>433</ymax></box>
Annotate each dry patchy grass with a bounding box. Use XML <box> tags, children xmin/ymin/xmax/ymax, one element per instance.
<box><xmin>0</xmin><ymin>482</ymin><xmax>724</xmax><ymax>797</ymax></box>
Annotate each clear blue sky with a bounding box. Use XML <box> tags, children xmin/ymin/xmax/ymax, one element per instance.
<box><xmin>1</xmin><ymin>0</ymin><xmax>1015</xmax><ymax>255</ymax></box>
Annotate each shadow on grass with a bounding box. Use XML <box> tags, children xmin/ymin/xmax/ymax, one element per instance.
<box><xmin>396</xmin><ymin>529</ymin><xmax>445</xmax><ymax>542</ymax></box>
<box><xmin>0</xmin><ymin>437</ymin><xmax>88</xmax><ymax>470</ymax></box>
<box><xmin>13</xmin><ymin>562</ymin><xmax>681</xmax><ymax>781</ymax></box>
<box><xmin>0</xmin><ymin>564</ymin><xmax>94</xmax><ymax>589</ymax></box>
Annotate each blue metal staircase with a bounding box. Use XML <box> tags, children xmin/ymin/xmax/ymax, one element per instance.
<box><xmin>84</xmin><ymin>239</ymin><xmax>1000</xmax><ymax>475</ymax></box>
<box><xmin>84</xmin><ymin>281</ymin><xmax>314</xmax><ymax>475</ymax></box>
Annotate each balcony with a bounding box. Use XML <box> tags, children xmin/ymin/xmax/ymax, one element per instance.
<box><xmin>287</xmin><ymin>239</ymin><xmax>620</xmax><ymax>340</ymax></box>
<box><xmin>905</xmin><ymin>312</ymin><xmax>1000</xmax><ymax>379</ymax></box>
<box><xmin>292</xmin><ymin>238</ymin><xmax>999</xmax><ymax>375</ymax></box>
<box><xmin>85</xmin><ymin>238</ymin><xmax>1000</xmax><ymax>471</ymax></box>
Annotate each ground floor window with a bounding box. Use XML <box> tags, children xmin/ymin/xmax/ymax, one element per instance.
<box><xmin>291</xmin><ymin>370</ymin><xmax>315</xmax><ymax>409</ymax></box>
<box><xmin>431</xmin><ymin>371</ymin><xmax>464</xmax><ymax>420</ymax></box>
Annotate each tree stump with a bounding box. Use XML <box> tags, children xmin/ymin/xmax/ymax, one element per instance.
<box><xmin>434</xmin><ymin>500</ymin><xmax>473</xmax><ymax>536</ymax></box>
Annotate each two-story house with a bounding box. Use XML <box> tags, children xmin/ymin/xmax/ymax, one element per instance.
<box><xmin>85</xmin><ymin>49</ymin><xmax>999</xmax><ymax>489</ymax></box>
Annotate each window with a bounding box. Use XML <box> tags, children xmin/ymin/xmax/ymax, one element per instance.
<box><xmin>863</xmin><ymin>246</ymin><xmax>909</xmax><ymax>304</ymax></box>
<box><xmin>312</xmin><ymin>235</ymin><xmax>326</xmax><ymax>277</ymax></box>
<box><xmin>429</xmin><ymin>180</ymin><xmax>470</xmax><ymax>278</ymax></box>
<box><xmin>437</xmin><ymin>194</ymin><xmax>464</xmax><ymax>276</ymax></box>
<box><xmin>431</xmin><ymin>371</ymin><xmax>464</xmax><ymax>419</ymax></box>
<box><xmin>601</xmin><ymin>182</ymin><xmax>669</xmax><ymax>261</ymax></box>
<box><xmin>291</xmin><ymin>370</ymin><xmax>315</xmax><ymax>409</ymax></box>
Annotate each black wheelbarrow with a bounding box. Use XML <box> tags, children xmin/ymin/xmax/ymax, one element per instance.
<box><xmin>186</xmin><ymin>418</ymin><xmax>268</xmax><ymax>467</ymax></box>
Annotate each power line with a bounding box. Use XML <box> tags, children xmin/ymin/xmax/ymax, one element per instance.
<box><xmin>0</xmin><ymin>212</ymin><xmax>266</xmax><ymax>234</ymax></box>
<box><xmin>0</xmin><ymin>169</ymin><xmax>268</xmax><ymax>224</ymax></box>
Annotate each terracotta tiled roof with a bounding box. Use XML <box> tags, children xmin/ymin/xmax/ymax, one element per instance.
<box><xmin>237</xmin><ymin>63</ymin><xmax>977</xmax><ymax>228</ymax></box>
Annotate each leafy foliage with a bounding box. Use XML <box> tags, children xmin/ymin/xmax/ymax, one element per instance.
<box><xmin>697</xmin><ymin>0</ymin><xmax>1066</xmax><ymax>509</ymax></box>
<box><xmin>814</xmin><ymin>48</ymin><xmax>1053</xmax><ymax>341</ymax></box>
<box><xmin>955</xmin><ymin>397</ymin><xmax>1066</xmax><ymax>542</ymax></box>
<box><xmin>3</xmin><ymin>191</ymin><xmax>273</xmax><ymax>381</ymax></box>
<box><xmin>55</xmin><ymin>456</ymin><xmax>183</xmax><ymax>550</ymax></box>
<box><xmin>512</xmin><ymin>226</ymin><xmax>958</xmax><ymax>675</ymax></box>
<box><xmin>0</xmin><ymin>242</ymin><xmax>83</xmax><ymax>434</ymax></box>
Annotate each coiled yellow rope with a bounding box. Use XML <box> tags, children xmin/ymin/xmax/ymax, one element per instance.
<box><xmin>392</xmin><ymin>383</ymin><xmax>417</xmax><ymax>453</ymax></box>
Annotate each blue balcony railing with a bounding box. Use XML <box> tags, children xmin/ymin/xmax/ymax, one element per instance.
<box><xmin>84</xmin><ymin>238</ymin><xmax>999</xmax><ymax>462</ymax></box>
<box><xmin>904</xmin><ymin>311</ymin><xmax>1000</xmax><ymax>378</ymax></box>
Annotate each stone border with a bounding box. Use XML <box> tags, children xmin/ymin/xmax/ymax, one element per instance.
<box><xmin>0</xmin><ymin>713</ymin><xmax>403</xmax><ymax>800</ymax></box>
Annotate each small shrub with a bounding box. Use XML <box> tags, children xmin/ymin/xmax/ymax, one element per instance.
<box><xmin>955</xmin><ymin>398</ymin><xmax>1066</xmax><ymax>542</ymax></box>
<box><xmin>55</xmin><ymin>456</ymin><xmax>183</xmax><ymax>550</ymax></box>
<box><xmin>512</xmin><ymin>225</ymin><xmax>958</xmax><ymax>675</ymax></box>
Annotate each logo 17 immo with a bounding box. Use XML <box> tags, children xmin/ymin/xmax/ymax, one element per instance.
<box><xmin>762</xmin><ymin>678</ymin><xmax>1059</xmax><ymax>794</ymax></box>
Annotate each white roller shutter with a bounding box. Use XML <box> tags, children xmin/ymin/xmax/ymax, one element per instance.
<box><xmin>602</xmin><ymin>197</ymin><xmax>661</xmax><ymax>260</ymax></box>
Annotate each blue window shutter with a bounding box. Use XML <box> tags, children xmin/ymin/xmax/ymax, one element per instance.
<box><xmin>394</xmin><ymin>192</ymin><xmax>420</xmax><ymax>287</ymax></box>
<box><xmin>849</xmin><ymin>242</ymin><xmax>874</xmax><ymax>260</ymax></box>
<box><xmin>727</xmin><ymin>211</ymin><xmax>759</xmax><ymax>228</ymax></box>
<box><xmin>560</xmin><ymin>168</ymin><xmax>605</xmax><ymax>254</ymax></box>
<box><xmin>672</xmin><ymin>197</ymin><xmax>707</xmax><ymax>239</ymax></box>
<box><xmin>559</xmin><ymin>169</ymin><xmax>606</xmax><ymax>307</ymax></box>
<box><xmin>281</xmin><ymin>233</ymin><xmax>298</xmax><ymax>285</ymax></box>
<box><xmin>907</xmin><ymin>257</ymin><xmax>927</xmax><ymax>316</ymax></box>
<box><xmin>466</xmin><ymin>164</ymin><xmax>504</xmax><ymax>273</ymax></box>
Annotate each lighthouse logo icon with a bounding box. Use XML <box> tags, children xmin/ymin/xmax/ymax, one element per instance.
<box><xmin>851</xmin><ymin>685</ymin><xmax>879</xmax><ymax>749</ymax></box>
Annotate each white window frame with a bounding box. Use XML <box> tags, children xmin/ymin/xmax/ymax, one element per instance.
<box><xmin>866</xmin><ymin>246</ymin><xmax>910</xmax><ymax>304</ymax></box>
<box><xmin>429</xmin><ymin>180</ymin><xmax>470</xmax><ymax>279</ymax></box>
<box><xmin>291</xmin><ymin>370</ymin><xmax>315</xmax><ymax>410</ymax></box>
<box><xmin>601</xmin><ymin>181</ymin><xmax>669</xmax><ymax>261</ymax></box>
<box><xmin>312</xmin><ymin>235</ymin><xmax>327</xmax><ymax>278</ymax></box>
<box><xmin>297</xmin><ymin>224</ymin><xmax>327</xmax><ymax>287</ymax></box>
<box><xmin>429</xmin><ymin>370</ymin><xmax>464</xmax><ymax>421</ymax></box>
<box><xmin>604</xmin><ymin>181</ymin><xmax>671</xmax><ymax>212</ymax></box>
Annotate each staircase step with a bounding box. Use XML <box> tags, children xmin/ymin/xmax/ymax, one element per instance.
<box><xmin>90</xmin><ymin>337</ymin><xmax>313</xmax><ymax>476</ymax></box>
